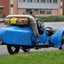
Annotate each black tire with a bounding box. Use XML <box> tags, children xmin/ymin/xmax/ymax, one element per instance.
<box><xmin>22</xmin><ymin>46</ymin><xmax>30</xmax><ymax>52</ymax></box>
<box><xmin>59</xmin><ymin>31</ymin><xmax>64</xmax><ymax>50</ymax></box>
<box><xmin>7</xmin><ymin>45</ymin><xmax>20</xmax><ymax>54</ymax></box>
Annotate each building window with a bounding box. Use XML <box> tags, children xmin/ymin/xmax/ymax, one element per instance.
<box><xmin>47</xmin><ymin>0</ymin><xmax>52</xmax><ymax>3</ymax></box>
<box><xmin>46</xmin><ymin>10</ymin><xmax>51</xmax><ymax>14</ymax></box>
<box><xmin>34</xmin><ymin>0</ymin><xmax>39</xmax><ymax>3</ymax></box>
<box><xmin>40</xmin><ymin>10</ymin><xmax>45</xmax><ymax>14</ymax></box>
<box><xmin>61</xmin><ymin>6</ymin><xmax>62</xmax><ymax>9</ymax></box>
<box><xmin>10</xmin><ymin>4</ymin><xmax>13</xmax><ymax>7</ymax></box>
<box><xmin>33</xmin><ymin>9</ymin><xmax>39</xmax><ymax>14</ymax></box>
<box><xmin>0</xmin><ymin>7</ymin><xmax>3</xmax><ymax>13</ymax></box>
<box><xmin>19</xmin><ymin>0</ymin><xmax>25</xmax><ymax>2</ymax></box>
<box><xmin>26</xmin><ymin>9</ymin><xmax>32</xmax><ymax>14</ymax></box>
<box><xmin>53</xmin><ymin>0</ymin><xmax>58</xmax><ymax>3</ymax></box>
<box><xmin>41</xmin><ymin>0</ymin><xmax>46</xmax><ymax>3</ymax></box>
<box><xmin>27</xmin><ymin>0</ymin><xmax>32</xmax><ymax>2</ymax></box>
<box><xmin>61</xmin><ymin>0</ymin><xmax>62</xmax><ymax>2</ymax></box>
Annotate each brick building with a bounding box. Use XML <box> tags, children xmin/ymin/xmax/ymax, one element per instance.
<box><xmin>63</xmin><ymin>0</ymin><xmax>64</xmax><ymax>15</ymax></box>
<box><xmin>0</xmin><ymin>0</ymin><xmax>63</xmax><ymax>17</ymax></box>
<box><xmin>0</xmin><ymin>0</ymin><xmax>9</xmax><ymax>18</ymax></box>
<box><xmin>10</xmin><ymin>0</ymin><xmax>63</xmax><ymax>16</ymax></box>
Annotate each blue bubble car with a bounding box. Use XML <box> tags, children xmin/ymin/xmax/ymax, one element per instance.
<box><xmin>0</xmin><ymin>15</ymin><xmax>64</xmax><ymax>54</ymax></box>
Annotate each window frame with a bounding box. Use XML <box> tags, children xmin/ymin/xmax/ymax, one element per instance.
<box><xmin>47</xmin><ymin>0</ymin><xmax>52</xmax><ymax>3</ymax></box>
<box><xmin>40</xmin><ymin>9</ymin><xmax>45</xmax><ymax>14</ymax></box>
<box><xmin>46</xmin><ymin>9</ymin><xmax>51</xmax><ymax>14</ymax></box>
<box><xmin>41</xmin><ymin>0</ymin><xmax>46</xmax><ymax>3</ymax></box>
<box><xmin>19</xmin><ymin>0</ymin><xmax>25</xmax><ymax>2</ymax></box>
<box><xmin>53</xmin><ymin>0</ymin><xmax>58</xmax><ymax>3</ymax></box>
<box><xmin>34</xmin><ymin>0</ymin><xmax>39</xmax><ymax>3</ymax></box>
<box><xmin>33</xmin><ymin>9</ymin><xmax>39</xmax><ymax>14</ymax></box>
<box><xmin>27</xmin><ymin>0</ymin><xmax>32</xmax><ymax>2</ymax></box>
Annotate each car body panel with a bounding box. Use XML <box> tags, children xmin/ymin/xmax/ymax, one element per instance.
<box><xmin>0</xmin><ymin>14</ymin><xmax>64</xmax><ymax>49</ymax></box>
<box><xmin>0</xmin><ymin>26</ymin><xmax>34</xmax><ymax>46</ymax></box>
<box><xmin>50</xmin><ymin>28</ymin><xmax>64</xmax><ymax>48</ymax></box>
<box><xmin>0</xmin><ymin>25</ymin><xmax>64</xmax><ymax>48</ymax></box>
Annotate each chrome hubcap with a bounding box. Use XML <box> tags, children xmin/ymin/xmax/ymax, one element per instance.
<box><xmin>11</xmin><ymin>46</ymin><xmax>16</xmax><ymax>52</ymax></box>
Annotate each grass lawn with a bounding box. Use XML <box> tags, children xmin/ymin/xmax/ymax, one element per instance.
<box><xmin>0</xmin><ymin>50</ymin><xmax>64</xmax><ymax>64</ymax></box>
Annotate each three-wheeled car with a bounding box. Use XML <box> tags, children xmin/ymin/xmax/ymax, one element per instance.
<box><xmin>0</xmin><ymin>15</ymin><xmax>64</xmax><ymax>54</ymax></box>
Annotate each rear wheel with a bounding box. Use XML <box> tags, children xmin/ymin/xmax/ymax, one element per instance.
<box><xmin>7</xmin><ymin>45</ymin><xmax>20</xmax><ymax>54</ymax></box>
<box><xmin>59</xmin><ymin>32</ymin><xmax>64</xmax><ymax>50</ymax></box>
<box><xmin>22</xmin><ymin>46</ymin><xmax>30</xmax><ymax>52</ymax></box>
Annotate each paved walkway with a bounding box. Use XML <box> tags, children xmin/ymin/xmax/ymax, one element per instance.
<box><xmin>0</xmin><ymin>45</ymin><xmax>58</xmax><ymax>56</ymax></box>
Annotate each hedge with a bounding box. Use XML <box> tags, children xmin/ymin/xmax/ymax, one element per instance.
<box><xmin>36</xmin><ymin>16</ymin><xmax>64</xmax><ymax>22</ymax></box>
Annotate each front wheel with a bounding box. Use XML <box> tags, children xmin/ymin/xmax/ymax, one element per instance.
<box><xmin>59</xmin><ymin>32</ymin><xmax>64</xmax><ymax>50</ymax></box>
<box><xmin>7</xmin><ymin>45</ymin><xmax>20</xmax><ymax>54</ymax></box>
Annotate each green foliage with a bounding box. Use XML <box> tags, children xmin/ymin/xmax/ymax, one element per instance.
<box><xmin>36</xmin><ymin>16</ymin><xmax>64</xmax><ymax>22</ymax></box>
<box><xmin>0</xmin><ymin>50</ymin><xmax>64</xmax><ymax>64</ymax></box>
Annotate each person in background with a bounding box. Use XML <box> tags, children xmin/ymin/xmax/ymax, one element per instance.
<box><xmin>30</xmin><ymin>10</ymin><xmax>35</xmax><ymax>17</ymax></box>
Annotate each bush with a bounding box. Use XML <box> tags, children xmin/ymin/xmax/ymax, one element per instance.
<box><xmin>36</xmin><ymin>16</ymin><xmax>64</xmax><ymax>22</ymax></box>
